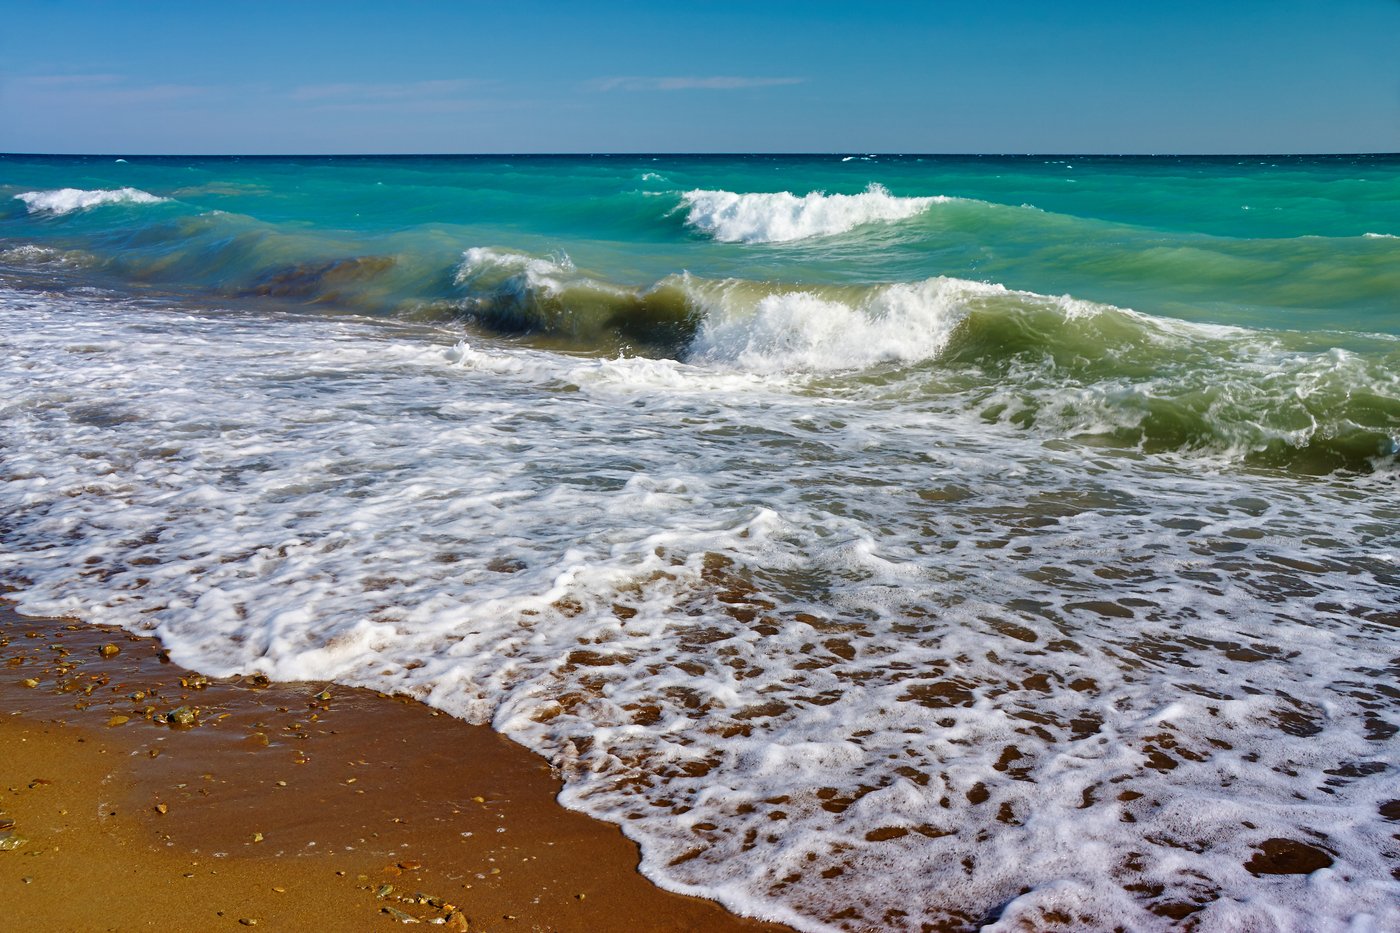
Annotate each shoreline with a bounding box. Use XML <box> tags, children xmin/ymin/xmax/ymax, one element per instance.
<box><xmin>0</xmin><ymin>601</ymin><xmax>793</xmax><ymax>932</ymax></box>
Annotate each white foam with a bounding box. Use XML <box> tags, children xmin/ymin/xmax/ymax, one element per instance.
<box><xmin>680</xmin><ymin>183</ymin><xmax>945</xmax><ymax>243</ymax></box>
<box><xmin>1362</xmin><ymin>232</ymin><xmax>1397</xmax><ymax>239</ymax></box>
<box><xmin>0</xmin><ymin>244</ymin><xmax>74</xmax><ymax>265</ymax></box>
<box><xmin>14</xmin><ymin>187</ymin><xmax>168</xmax><ymax>215</ymax></box>
<box><xmin>688</xmin><ymin>277</ymin><xmax>989</xmax><ymax>371</ymax></box>
<box><xmin>455</xmin><ymin>246</ymin><xmax>573</xmax><ymax>287</ymax></box>
<box><xmin>1</xmin><ymin>286</ymin><xmax>1397</xmax><ymax>932</ymax></box>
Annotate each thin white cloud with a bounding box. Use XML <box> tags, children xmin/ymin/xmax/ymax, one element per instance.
<box><xmin>14</xmin><ymin>74</ymin><xmax>125</xmax><ymax>88</ymax></box>
<box><xmin>589</xmin><ymin>76</ymin><xmax>805</xmax><ymax>92</ymax></box>
<box><xmin>289</xmin><ymin>79</ymin><xmax>490</xmax><ymax>102</ymax></box>
<box><xmin>5</xmin><ymin>74</ymin><xmax>209</xmax><ymax>105</ymax></box>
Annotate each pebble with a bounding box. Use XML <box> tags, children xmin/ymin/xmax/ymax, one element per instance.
<box><xmin>376</xmin><ymin>883</ymin><xmax>395</xmax><ymax>898</ymax></box>
<box><xmin>398</xmin><ymin>860</ymin><xmax>422</xmax><ymax>871</ymax></box>
<box><xmin>154</xmin><ymin>803</ymin><xmax>169</xmax><ymax>815</ymax></box>
<box><xmin>166</xmin><ymin>706</ymin><xmax>198</xmax><ymax>727</ymax></box>
<box><xmin>106</xmin><ymin>715</ymin><xmax>130</xmax><ymax>728</ymax></box>
<box><xmin>381</xmin><ymin>906</ymin><xmax>419</xmax><ymax>923</ymax></box>
<box><xmin>19</xmin><ymin>678</ymin><xmax>39</xmax><ymax>689</ymax></box>
<box><xmin>99</xmin><ymin>644</ymin><xmax>120</xmax><ymax>658</ymax></box>
<box><xmin>251</xmin><ymin>832</ymin><xmax>264</xmax><ymax>843</ymax></box>
<box><xmin>238</xmin><ymin>919</ymin><xmax>257</xmax><ymax>927</ymax></box>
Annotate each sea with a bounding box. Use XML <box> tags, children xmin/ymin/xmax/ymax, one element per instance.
<box><xmin>1</xmin><ymin>153</ymin><xmax>1397</xmax><ymax>931</ymax></box>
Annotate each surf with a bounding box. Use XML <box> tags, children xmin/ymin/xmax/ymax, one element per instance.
<box><xmin>679</xmin><ymin>183</ymin><xmax>948</xmax><ymax>243</ymax></box>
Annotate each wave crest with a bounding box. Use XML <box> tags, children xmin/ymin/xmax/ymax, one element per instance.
<box><xmin>452</xmin><ymin>248</ymin><xmax>694</xmax><ymax>351</ymax></box>
<box><xmin>14</xmin><ymin>187</ymin><xmax>169</xmax><ymax>215</ymax></box>
<box><xmin>688</xmin><ymin>277</ymin><xmax>986</xmax><ymax>371</ymax></box>
<box><xmin>680</xmin><ymin>183</ymin><xmax>944</xmax><ymax>243</ymax></box>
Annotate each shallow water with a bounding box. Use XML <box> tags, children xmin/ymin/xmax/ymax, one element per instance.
<box><xmin>2</xmin><ymin>154</ymin><xmax>1398</xmax><ymax>931</ymax></box>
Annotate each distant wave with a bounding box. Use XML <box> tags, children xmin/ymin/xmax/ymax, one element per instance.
<box><xmin>680</xmin><ymin>183</ymin><xmax>946</xmax><ymax>243</ymax></box>
<box><xmin>14</xmin><ymin>187</ymin><xmax>168</xmax><ymax>215</ymax></box>
<box><xmin>1363</xmin><ymin>232</ymin><xmax>1397</xmax><ymax>239</ymax></box>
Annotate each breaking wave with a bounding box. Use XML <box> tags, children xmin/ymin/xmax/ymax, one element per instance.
<box><xmin>14</xmin><ymin>187</ymin><xmax>169</xmax><ymax>215</ymax></box>
<box><xmin>444</xmin><ymin>248</ymin><xmax>1400</xmax><ymax>474</ymax></box>
<box><xmin>680</xmin><ymin>183</ymin><xmax>946</xmax><ymax>243</ymax></box>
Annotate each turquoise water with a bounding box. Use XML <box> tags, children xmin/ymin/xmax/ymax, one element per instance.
<box><xmin>2</xmin><ymin>154</ymin><xmax>1399</xmax><ymax>931</ymax></box>
<box><xmin>3</xmin><ymin>154</ymin><xmax>1399</xmax><ymax>474</ymax></box>
<box><xmin>3</xmin><ymin>154</ymin><xmax>1399</xmax><ymax>329</ymax></box>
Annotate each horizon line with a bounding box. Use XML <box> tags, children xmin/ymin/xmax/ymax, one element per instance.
<box><xmin>3</xmin><ymin>150</ymin><xmax>1399</xmax><ymax>160</ymax></box>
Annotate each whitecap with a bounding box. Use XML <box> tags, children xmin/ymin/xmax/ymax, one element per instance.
<box><xmin>679</xmin><ymin>183</ymin><xmax>946</xmax><ymax>244</ymax></box>
<box><xmin>15</xmin><ymin>187</ymin><xmax>168</xmax><ymax>215</ymax></box>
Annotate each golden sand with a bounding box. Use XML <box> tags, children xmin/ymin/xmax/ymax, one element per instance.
<box><xmin>0</xmin><ymin>603</ymin><xmax>791</xmax><ymax>932</ymax></box>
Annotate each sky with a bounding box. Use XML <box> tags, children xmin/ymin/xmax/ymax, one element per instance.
<box><xmin>2</xmin><ymin>0</ymin><xmax>1398</xmax><ymax>155</ymax></box>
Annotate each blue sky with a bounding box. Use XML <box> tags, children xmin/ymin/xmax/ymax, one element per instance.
<box><xmin>2</xmin><ymin>0</ymin><xmax>1397</xmax><ymax>154</ymax></box>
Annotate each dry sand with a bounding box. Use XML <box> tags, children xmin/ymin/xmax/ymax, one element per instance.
<box><xmin>0</xmin><ymin>601</ymin><xmax>794</xmax><ymax>932</ymax></box>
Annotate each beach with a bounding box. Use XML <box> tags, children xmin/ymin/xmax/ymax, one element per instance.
<box><xmin>0</xmin><ymin>601</ymin><xmax>789</xmax><ymax>931</ymax></box>
<box><xmin>2</xmin><ymin>154</ymin><xmax>1398</xmax><ymax>931</ymax></box>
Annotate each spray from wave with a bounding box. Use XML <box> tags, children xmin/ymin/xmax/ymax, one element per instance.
<box><xmin>14</xmin><ymin>187</ymin><xmax>169</xmax><ymax>215</ymax></box>
<box><xmin>680</xmin><ymin>183</ymin><xmax>946</xmax><ymax>243</ymax></box>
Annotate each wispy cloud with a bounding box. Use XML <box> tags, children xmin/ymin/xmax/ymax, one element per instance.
<box><xmin>589</xmin><ymin>76</ymin><xmax>805</xmax><ymax>92</ymax></box>
<box><xmin>6</xmin><ymin>73</ymin><xmax>209</xmax><ymax>105</ymax></box>
<box><xmin>289</xmin><ymin>79</ymin><xmax>490</xmax><ymax>102</ymax></box>
<box><xmin>16</xmin><ymin>73</ymin><xmax>125</xmax><ymax>89</ymax></box>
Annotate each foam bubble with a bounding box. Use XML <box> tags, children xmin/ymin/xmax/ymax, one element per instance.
<box><xmin>680</xmin><ymin>184</ymin><xmax>945</xmax><ymax>243</ymax></box>
<box><xmin>14</xmin><ymin>187</ymin><xmax>168</xmax><ymax>215</ymax></box>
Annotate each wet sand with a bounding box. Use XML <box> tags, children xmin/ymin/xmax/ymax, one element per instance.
<box><xmin>0</xmin><ymin>602</ymin><xmax>793</xmax><ymax>932</ymax></box>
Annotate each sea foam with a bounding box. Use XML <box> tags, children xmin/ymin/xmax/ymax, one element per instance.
<box><xmin>1</xmin><ymin>286</ymin><xmax>1398</xmax><ymax>932</ymax></box>
<box><xmin>14</xmin><ymin>187</ymin><xmax>168</xmax><ymax>215</ymax></box>
<box><xmin>680</xmin><ymin>184</ymin><xmax>944</xmax><ymax>243</ymax></box>
<box><xmin>688</xmin><ymin>277</ymin><xmax>989</xmax><ymax>371</ymax></box>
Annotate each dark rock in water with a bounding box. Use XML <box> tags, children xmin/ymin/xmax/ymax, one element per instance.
<box><xmin>1245</xmin><ymin>838</ymin><xmax>1334</xmax><ymax>875</ymax></box>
